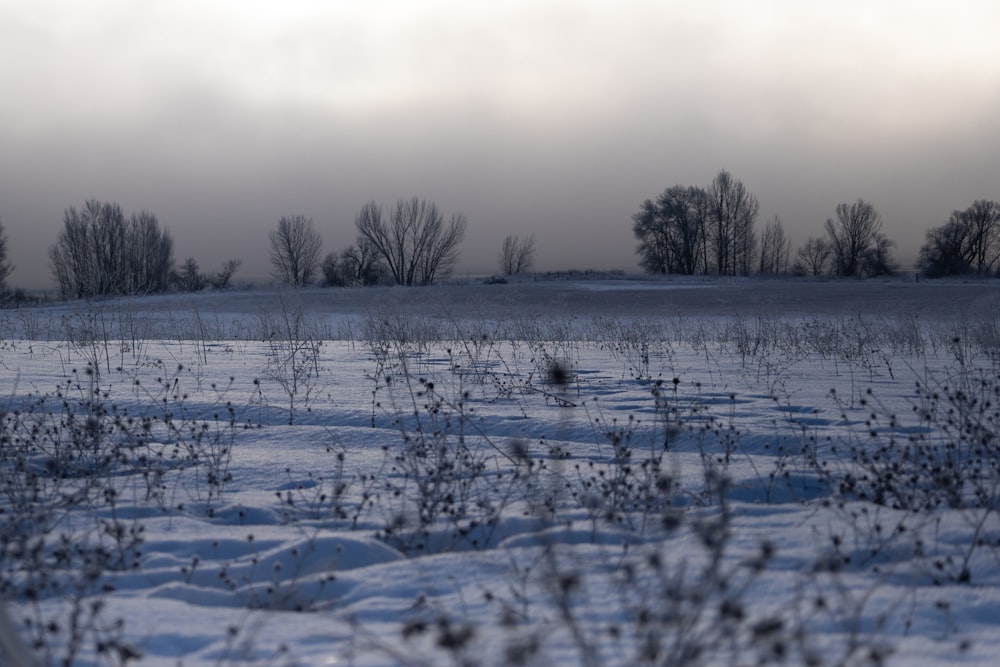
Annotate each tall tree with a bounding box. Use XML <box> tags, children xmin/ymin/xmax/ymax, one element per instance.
<box><xmin>211</xmin><ymin>259</ymin><xmax>242</xmax><ymax>290</ymax></box>
<box><xmin>127</xmin><ymin>210</ymin><xmax>174</xmax><ymax>294</ymax></box>
<box><xmin>269</xmin><ymin>215</ymin><xmax>322</xmax><ymax>287</ymax></box>
<box><xmin>758</xmin><ymin>216</ymin><xmax>790</xmax><ymax>275</ymax></box>
<box><xmin>918</xmin><ymin>215</ymin><xmax>973</xmax><ymax>277</ymax></box>
<box><xmin>707</xmin><ymin>170</ymin><xmax>759</xmax><ymax>276</ymax></box>
<box><xmin>355</xmin><ymin>197</ymin><xmax>467</xmax><ymax>286</ymax></box>
<box><xmin>49</xmin><ymin>199</ymin><xmax>174</xmax><ymax>299</ymax></box>
<box><xmin>824</xmin><ymin>199</ymin><xmax>889</xmax><ymax>277</ymax></box>
<box><xmin>794</xmin><ymin>237</ymin><xmax>831</xmax><ymax>276</ymax></box>
<box><xmin>341</xmin><ymin>241</ymin><xmax>385</xmax><ymax>286</ymax></box>
<box><xmin>633</xmin><ymin>185</ymin><xmax>709</xmax><ymax>275</ymax></box>
<box><xmin>632</xmin><ymin>198</ymin><xmax>670</xmax><ymax>274</ymax></box>
<box><xmin>863</xmin><ymin>233</ymin><xmax>898</xmax><ymax>276</ymax></box>
<box><xmin>322</xmin><ymin>241</ymin><xmax>385</xmax><ymax>287</ymax></box>
<box><xmin>0</xmin><ymin>217</ymin><xmax>13</xmax><ymax>294</ymax></box>
<box><xmin>959</xmin><ymin>199</ymin><xmax>1000</xmax><ymax>275</ymax></box>
<box><xmin>498</xmin><ymin>234</ymin><xmax>536</xmax><ymax>275</ymax></box>
<box><xmin>917</xmin><ymin>200</ymin><xmax>1000</xmax><ymax>277</ymax></box>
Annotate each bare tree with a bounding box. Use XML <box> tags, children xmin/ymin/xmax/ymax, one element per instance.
<box><xmin>211</xmin><ymin>259</ymin><xmax>242</xmax><ymax>290</ymax></box>
<box><xmin>127</xmin><ymin>210</ymin><xmax>174</xmax><ymax>294</ymax></box>
<box><xmin>320</xmin><ymin>252</ymin><xmax>345</xmax><ymax>287</ymax></box>
<box><xmin>918</xmin><ymin>211</ymin><xmax>978</xmax><ymax>278</ymax></box>
<box><xmin>50</xmin><ymin>203</ymin><xmax>98</xmax><ymax>298</ymax></box>
<box><xmin>49</xmin><ymin>199</ymin><xmax>174</xmax><ymax>298</ymax></box>
<box><xmin>0</xmin><ymin>217</ymin><xmax>13</xmax><ymax>294</ymax></box>
<box><xmin>707</xmin><ymin>170</ymin><xmax>759</xmax><ymax>276</ymax></box>
<box><xmin>354</xmin><ymin>197</ymin><xmax>467</xmax><ymax>285</ymax></box>
<box><xmin>341</xmin><ymin>241</ymin><xmax>385</xmax><ymax>285</ymax></box>
<box><xmin>499</xmin><ymin>234</ymin><xmax>536</xmax><ymax>275</ymax></box>
<box><xmin>667</xmin><ymin>185</ymin><xmax>708</xmax><ymax>274</ymax></box>
<box><xmin>322</xmin><ymin>243</ymin><xmax>386</xmax><ymax>287</ymax></box>
<box><xmin>862</xmin><ymin>233</ymin><xmax>898</xmax><ymax>276</ymax></box>
<box><xmin>757</xmin><ymin>215</ymin><xmax>790</xmax><ymax>275</ymax></box>
<box><xmin>269</xmin><ymin>215</ymin><xmax>322</xmax><ymax>287</ymax></box>
<box><xmin>956</xmin><ymin>199</ymin><xmax>1000</xmax><ymax>275</ymax></box>
<box><xmin>632</xmin><ymin>198</ymin><xmax>670</xmax><ymax>274</ymax></box>
<box><xmin>794</xmin><ymin>237</ymin><xmax>831</xmax><ymax>276</ymax></box>
<box><xmin>175</xmin><ymin>257</ymin><xmax>206</xmax><ymax>292</ymax></box>
<box><xmin>633</xmin><ymin>185</ymin><xmax>709</xmax><ymax>275</ymax></box>
<box><xmin>918</xmin><ymin>201</ymin><xmax>1000</xmax><ymax>277</ymax></box>
<box><xmin>824</xmin><ymin>199</ymin><xmax>889</xmax><ymax>277</ymax></box>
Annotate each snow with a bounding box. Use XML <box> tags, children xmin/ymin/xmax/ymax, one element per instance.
<box><xmin>2</xmin><ymin>276</ymin><xmax>1000</xmax><ymax>666</ymax></box>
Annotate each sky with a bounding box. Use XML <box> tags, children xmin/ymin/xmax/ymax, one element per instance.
<box><xmin>1</xmin><ymin>0</ymin><xmax>999</xmax><ymax>289</ymax></box>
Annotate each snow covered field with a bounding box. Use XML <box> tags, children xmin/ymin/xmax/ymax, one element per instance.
<box><xmin>2</xmin><ymin>276</ymin><xmax>1000</xmax><ymax>666</ymax></box>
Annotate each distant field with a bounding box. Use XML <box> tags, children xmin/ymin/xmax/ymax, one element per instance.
<box><xmin>5</xmin><ymin>275</ymin><xmax>1000</xmax><ymax>341</ymax></box>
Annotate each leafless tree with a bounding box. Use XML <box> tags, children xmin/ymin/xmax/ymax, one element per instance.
<box><xmin>320</xmin><ymin>252</ymin><xmax>345</xmax><ymax>287</ymax></box>
<box><xmin>633</xmin><ymin>185</ymin><xmax>709</xmax><ymax>275</ymax></box>
<box><xmin>794</xmin><ymin>237</ymin><xmax>831</xmax><ymax>276</ymax></box>
<box><xmin>340</xmin><ymin>241</ymin><xmax>385</xmax><ymax>285</ymax></box>
<box><xmin>211</xmin><ymin>259</ymin><xmax>242</xmax><ymax>290</ymax></box>
<box><xmin>862</xmin><ymin>233</ymin><xmax>898</xmax><ymax>276</ymax></box>
<box><xmin>670</xmin><ymin>185</ymin><xmax>708</xmax><ymax>274</ymax></box>
<box><xmin>322</xmin><ymin>245</ymin><xmax>384</xmax><ymax>287</ymax></box>
<box><xmin>916</xmin><ymin>200</ymin><xmax>1000</xmax><ymax>278</ymax></box>
<box><xmin>0</xmin><ymin>217</ymin><xmax>13</xmax><ymax>294</ymax></box>
<box><xmin>175</xmin><ymin>257</ymin><xmax>205</xmax><ymax>292</ymax></box>
<box><xmin>632</xmin><ymin>198</ymin><xmax>670</xmax><ymax>274</ymax></box>
<box><xmin>127</xmin><ymin>210</ymin><xmax>174</xmax><ymax>294</ymax></box>
<box><xmin>269</xmin><ymin>215</ymin><xmax>322</xmax><ymax>287</ymax></box>
<box><xmin>957</xmin><ymin>200</ymin><xmax>1000</xmax><ymax>275</ymax></box>
<box><xmin>354</xmin><ymin>197</ymin><xmax>467</xmax><ymax>285</ymax></box>
<box><xmin>49</xmin><ymin>199</ymin><xmax>174</xmax><ymax>298</ymax></box>
<box><xmin>757</xmin><ymin>215</ymin><xmax>791</xmax><ymax>275</ymax></box>
<box><xmin>707</xmin><ymin>170</ymin><xmax>759</xmax><ymax>276</ymax></box>
<box><xmin>824</xmin><ymin>199</ymin><xmax>890</xmax><ymax>277</ymax></box>
<box><xmin>175</xmin><ymin>258</ymin><xmax>240</xmax><ymax>290</ymax></box>
<box><xmin>499</xmin><ymin>234</ymin><xmax>536</xmax><ymax>275</ymax></box>
<box><xmin>918</xmin><ymin>217</ymin><xmax>969</xmax><ymax>277</ymax></box>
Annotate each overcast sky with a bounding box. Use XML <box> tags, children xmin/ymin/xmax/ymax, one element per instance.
<box><xmin>2</xmin><ymin>0</ymin><xmax>998</xmax><ymax>288</ymax></box>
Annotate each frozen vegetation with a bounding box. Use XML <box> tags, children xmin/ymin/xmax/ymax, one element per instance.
<box><xmin>2</xmin><ymin>275</ymin><xmax>1000</xmax><ymax>666</ymax></box>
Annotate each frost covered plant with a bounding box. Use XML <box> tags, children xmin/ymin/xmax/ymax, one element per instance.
<box><xmin>390</xmin><ymin>469</ymin><xmax>888</xmax><ymax>667</ymax></box>
<box><xmin>361</xmin><ymin>306</ymin><xmax>440</xmax><ymax>359</ymax></box>
<box><xmin>589</xmin><ymin>315</ymin><xmax>672</xmax><ymax>384</ymax></box>
<box><xmin>804</xmin><ymin>351</ymin><xmax>1000</xmax><ymax>584</ymax></box>
<box><xmin>0</xmin><ymin>388</ymin><xmax>148</xmax><ymax>665</ymax></box>
<box><xmin>361</xmin><ymin>306</ymin><xmax>446</xmax><ymax>428</ymax></box>
<box><xmin>568</xmin><ymin>402</ymin><xmax>682</xmax><ymax>536</ymax></box>
<box><xmin>258</xmin><ymin>299</ymin><xmax>324</xmax><ymax>424</ymax></box>
<box><xmin>275</xmin><ymin>445</ymin><xmax>381</xmax><ymax>529</ymax></box>
<box><xmin>59</xmin><ymin>305</ymin><xmax>116</xmax><ymax>380</ymax></box>
<box><xmin>0</xmin><ymin>361</ymin><xmax>252</xmax><ymax>665</ymax></box>
<box><xmin>373</xmin><ymin>374</ymin><xmax>507</xmax><ymax>554</ymax></box>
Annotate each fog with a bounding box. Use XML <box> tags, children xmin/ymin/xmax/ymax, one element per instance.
<box><xmin>2</xmin><ymin>1</ymin><xmax>999</xmax><ymax>288</ymax></box>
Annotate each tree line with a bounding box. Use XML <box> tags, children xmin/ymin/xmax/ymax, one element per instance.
<box><xmin>1</xmin><ymin>183</ymin><xmax>998</xmax><ymax>302</ymax></box>
<box><xmin>0</xmin><ymin>195</ymin><xmax>534</xmax><ymax>301</ymax></box>
<box><xmin>633</xmin><ymin>169</ymin><xmax>1000</xmax><ymax>280</ymax></box>
<box><xmin>9</xmin><ymin>197</ymin><xmax>484</xmax><ymax>300</ymax></box>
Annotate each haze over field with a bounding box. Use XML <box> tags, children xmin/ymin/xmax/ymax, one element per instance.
<box><xmin>2</xmin><ymin>0</ymin><xmax>999</xmax><ymax>288</ymax></box>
